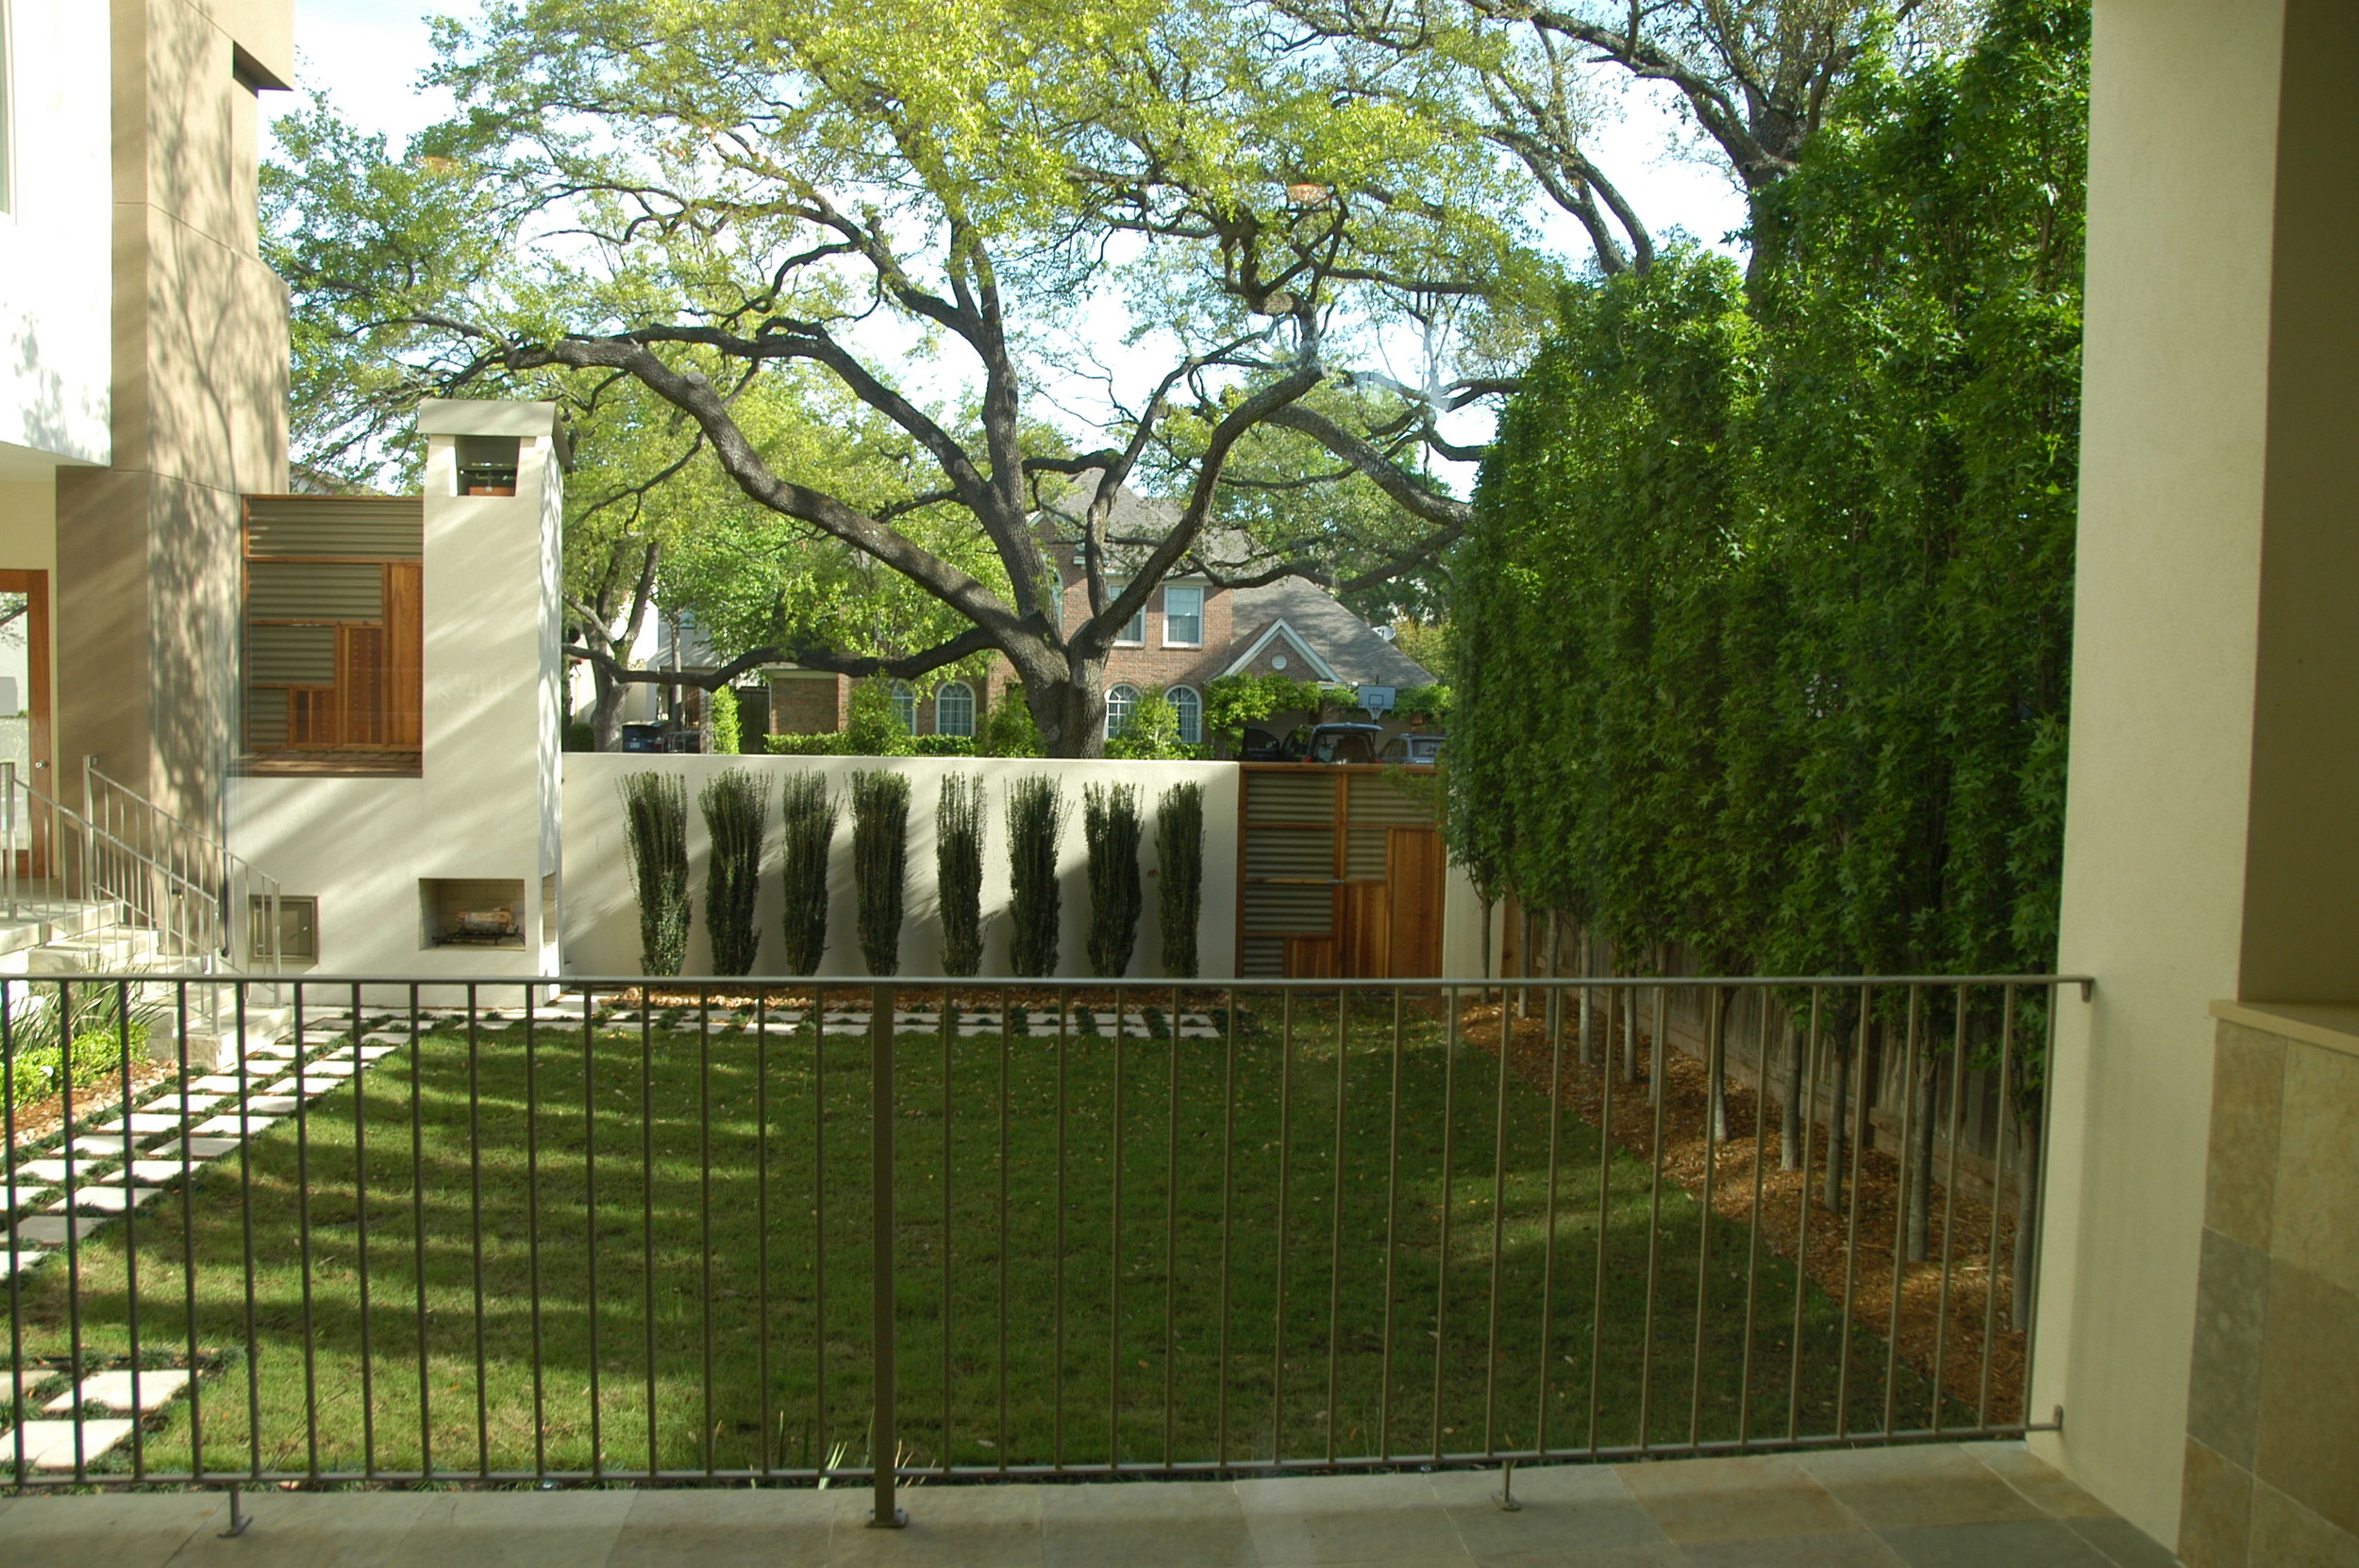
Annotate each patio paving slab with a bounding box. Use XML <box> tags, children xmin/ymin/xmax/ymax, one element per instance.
<box><xmin>0</xmin><ymin>1443</ymin><xmax>2181</xmax><ymax>1567</ymax></box>
<box><xmin>0</xmin><ymin>1417</ymin><xmax>136</xmax><ymax>1468</ymax></box>
<box><xmin>44</xmin><ymin>1368</ymin><xmax>193</xmax><ymax>1413</ymax></box>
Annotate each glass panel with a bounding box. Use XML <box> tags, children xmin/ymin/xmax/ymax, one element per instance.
<box><xmin>1163</xmin><ymin>584</ymin><xmax>1203</xmax><ymax>645</ymax></box>
<box><xmin>891</xmin><ymin>681</ymin><xmax>917</xmax><ymax>733</ymax></box>
<box><xmin>1105</xmin><ymin>683</ymin><xmax>1138</xmax><ymax>738</ymax></box>
<box><xmin>935</xmin><ymin>680</ymin><xmax>975</xmax><ymax>737</ymax></box>
<box><xmin>1169</xmin><ymin>684</ymin><xmax>1201</xmax><ymax>743</ymax></box>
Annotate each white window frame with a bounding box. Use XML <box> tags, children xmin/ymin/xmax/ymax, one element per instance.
<box><xmin>1168</xmin><ymin>684</ymin><xmax>1202</xmax><ymax>745</ymax></box>
<box><xmin>890</xmin><ymin>680</ymin><xmax>917</xmax><ymax>733</ymax></box>
<box><xmin>1105</xmin><ymin>683</ymin><xmax>1140</xmax><ymax>739</ymax></box>
<box><xmin>1107</xmin><ymin>581</ymin><xmax>1146</xmax><ymax>645</ymax></box>
<box><xmin>934</xmin><ymin>679</ymin><xmax>976</xmax><ymax>738</ymax></box>
<box><xmin>1163</xmin><ymin>583</ymin><xmax>1204</xmax><ymax>647</ymax></box>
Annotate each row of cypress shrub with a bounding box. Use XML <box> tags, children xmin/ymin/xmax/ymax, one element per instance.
<box><xmin>617</xmin><ymin>769</ymin><xmax>1205</xmax><ymax>978</ymax></box>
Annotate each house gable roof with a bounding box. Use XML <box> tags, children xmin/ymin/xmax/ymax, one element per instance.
<box><xmin>1221</xmin><ymin>617</ymin><xmax>1340</xmax><ymax>683</ymax></box>
<box><xmin>1225</xmin><ymin>578</ymin><xmax>1435</xmax><ymax>690</ymax></box>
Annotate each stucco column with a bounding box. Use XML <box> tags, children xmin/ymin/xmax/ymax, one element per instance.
<box><xmin>2033</xmin><ymin>0</ymin><xmax>2359</xmax><ymax>1543</ymax></box>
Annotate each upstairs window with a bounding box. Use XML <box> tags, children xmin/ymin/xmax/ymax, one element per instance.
<box><xmin>935</xmin><ymin>680</ymin><xmax>976</xmax><ymax>738</ymax></box>
<box><xmin>243</xmin><ymin>497</ymin><xmax>424</xmax><ymax>768</ymax></box>
<box><xmin>1112</xmin><ymin>583</ymin><xmax>1146</xmax><ymax>644</ymax></box>
<box><xmin>1163</xmin><ymin>584</ymin><xmax>1204</xmax><ymax>646</ymax></box>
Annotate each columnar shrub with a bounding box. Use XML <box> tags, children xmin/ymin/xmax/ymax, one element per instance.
<box><xmin>1082</xmin><ymin>782</ymin><xmax>1143</xmax><ymax>977</ymax></box>
<box><xmin>620</xmin><ymin>771</ymin><xmax>691</xmax><ymax>976</ymax></box>
<box><xmin>699</xmin><ymin>768</ymin><xmax>768</xmax><ymax>975</ymax></box>
<box><xmin>709</xmin><ymin>686</ymin><xmax>744</xmax><ymax>754</ymax></box>
<box><xmin>1005</xmin><ymin>774</ymin><xmax>1065</xmax><ymax>976</ymax></box>
<box><xmin>1155</xmin><ymin>781</ymin><xmax>1204</xmax><ymax>977</ymax></box>
<box><xmin>850</xmin><ymin>770</ymin><xmax>912</xmax><ymax>976</ymax></box>
<box><xmin>935</xmin><ymin>773</ymin><xmax>987</xmax><ymax>976</ymax></box>
<box><xmin>778</xmin><ymin>772</ymin><xmax>837</xmax><ymax>975</ymax></box>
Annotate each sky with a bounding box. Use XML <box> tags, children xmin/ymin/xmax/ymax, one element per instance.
<box><xmin>276</xmin><ymin>1</ymin><xmax>1751</xmax><ymax>475</ymax></box>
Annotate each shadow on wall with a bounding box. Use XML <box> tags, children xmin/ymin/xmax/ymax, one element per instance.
<box><xmin>560</xmin><ymin>754</ymin><xmax>1242</xmax><ymax>980</ymax></box>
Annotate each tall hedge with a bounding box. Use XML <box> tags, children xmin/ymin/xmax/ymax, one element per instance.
<box><xmin>850</xmin><ymin>770</ymin><xmax>912</xmax><ymax>976</ymax></box>
<box><xmin>619</xmin><ymin>772</ymin><xmax>691</xmax><ymax>976</ymax></box>
<box><xmin>778</xmin><ymin>772</ymin><xmax>836</xmax><ymax>975</ymax></box>
<box><xmin>1005</xmin><ymin>775</ymin><xmax>1066</xmax><ymax>976</ymax></box>
<box><xmin>699</xmin><ymin>769</ymin><xmax>768</xmax><ymax>975</ymax></box>
<box><xmin>935</xmin><ymin>773</ymin><xmax>987</xmax><ymax>976</ymax></box>
<box><xmin>1082</xmin><ymin>782</ymin><xmax>1144</xmax><ymax>977</ymax></box>
<box><xmin>1155</xmin><ymin>781</ymin><xmax>1205</xmax><ymax>977</ymax></box>
<box><xmin>1452</xmin><ymin>0</ymin><xmax>2085</xmax><ymax>989</ymax></box>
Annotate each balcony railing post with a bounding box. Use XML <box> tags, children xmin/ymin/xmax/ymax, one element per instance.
<box><xmin>1</xmin><ymin>760</ymin><xmax>14</xmax><ymax>915</ymax></box>
<box><xmin>869</xmin><ymin>981</ymin><xmax>906</xmax><ymax>1527</ymax></box>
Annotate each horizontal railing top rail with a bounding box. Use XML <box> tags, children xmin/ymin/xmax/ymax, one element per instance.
<box><xmin>3</xmin><ymin>971</ymin><xmax>2072</xmax><ymax>1526</ymax></box>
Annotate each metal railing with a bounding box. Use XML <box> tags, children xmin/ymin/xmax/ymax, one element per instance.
<box><xmin>0</xmin><ymin>762</ymin><xmax>281</xmax><ymax>975</ymax></box>
<box><xmin>1</xmin><ymin>972</ymin><xmax>2082</xmax><ymax>1524</ymax></box>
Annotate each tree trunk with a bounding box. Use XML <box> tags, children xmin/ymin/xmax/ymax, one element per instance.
<box><xmin>1780</xmin><ymin>1013</ymin><xmax>1804</xmax><ymax>1173</ymax></box>
<box><xmin>1907</xmin><ymin>1049</ymin><xmax>1937</xmax><ymax>1263</ymax></box>
<box><xmin>1575</xmin><ymin>928</ymin><xmax>1596</xmax><ymax>1070</ymax></box>
<box><xmin>1477</xmin><ymin>892</ymin><xmax>1495</xmax><ymax>989</ymax></box>
<box><xmin>1821</xmin><ymin>1026</ymin><xmax>1851</xmax><ymax>1213</ymax></box>
<box><xmin>2011</xmin><ymin>1111</ymin><xmax>2041</xmax><ymax>1332</ymax></box>
<box><xmin>1028</xmin><ymin>665</ymin><xmax>1108</xmax><ymax>759</ymax></box>
<box><xmin>1709</xmin><ymin>986</ymin><xmax>1733</xmax><ymax>1143</ymax></box>
<box><xmin>592</xmin><ymin>662</ymin><xmax>629</xmax><ymax>751</ymax></box>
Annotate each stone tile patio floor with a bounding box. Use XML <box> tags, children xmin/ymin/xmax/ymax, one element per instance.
<box><xmin>0</xmin><ymin>1443</ymin><xmax>2182</xmax><ymax>1566</ymax></box>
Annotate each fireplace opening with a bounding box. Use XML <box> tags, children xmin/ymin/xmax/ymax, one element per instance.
<box><xmin>420</xmin><ymin>877</ymin><xmax>527</xmax><ymax>948</ymax></box>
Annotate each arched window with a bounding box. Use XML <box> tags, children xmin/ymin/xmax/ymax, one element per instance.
<box><xmin>935</xmin><ymin>680</ymin><xmax>976</xmax><ymax>738</ymax></box>
<box><xmin>1104</xmin><ymin>683</ymin><xmax>1140</xmax><ymax>740</ymax></box>
<box><xmin>890</xmin><ymin>681</ymin><xmax>917</xmax><ymax>734</ymax></box>
<box><xmin>1168</xmin><ymin>685</ymin><xmax>1201</xmax><ymax>745</ymax></box>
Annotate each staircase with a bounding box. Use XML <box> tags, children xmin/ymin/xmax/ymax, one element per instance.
<box><xmin>0</xmin><ymin>763</ymin><xmax>293</xmax><ymax>1066</ymax></box>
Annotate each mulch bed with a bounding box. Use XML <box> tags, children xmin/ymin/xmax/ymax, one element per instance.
<box><xmin>4</xmin><ymin>1059</ymin><xmax>177</xmax><ymax>1155</ymax></box>
<box><xmin>1458</xmin><ymin>997</ymin><xmax>2029</xmax><ymax>1425</ymax></box>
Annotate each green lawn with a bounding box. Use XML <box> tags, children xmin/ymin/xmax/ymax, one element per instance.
<box><xmin>8</xmin><ymin>995</ymin><xmax>1939</xmax><ymax>1479</ymax></box>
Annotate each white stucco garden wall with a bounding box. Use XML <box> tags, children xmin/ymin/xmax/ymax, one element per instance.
<box><xmin>229</xmin><ymin>403</ymin><xmax>563</xmax><ymax>984</ymax></box>
<box><xmin>0</xmin><ymin>0</ymin><xmax>113</xmax><ymax>475</ymax></box>
<box><xmin>560</xmin><ymin>754</ymin><xmax>1241</xmax><ymax>981</ymax></box>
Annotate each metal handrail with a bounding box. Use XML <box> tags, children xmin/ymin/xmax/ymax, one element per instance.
<box><xmin>0</xmin><ymin>761</ymin><xmax>277</xmax><ymax>976</ymax></box>
<box><xmin>80</xmin><ymin>758</ymin><xmax>282</xmax><ymax>975</ymax></box>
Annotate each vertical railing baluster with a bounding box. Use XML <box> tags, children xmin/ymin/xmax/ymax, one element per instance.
<box><xmin>1378</xmin><ymin>988</ymin><xmax>1404</xmax><ymax>1463</ymax></box>
<box><xmin>1535</xmin><ymin>976</ymin><xmax>1567</xmax><ymax>1457</ymax></box>
<box><xmin>1882</xmin><ymin>987</ymin><xmax>1922</xmax><ymax>1435</ymax></box>
<box><xmin>869</xmin><ymin>982</ymin><xmax>904</xmax><ymax>1526</ymax></box>
<box><xmin>1272</xmin><ymin>988</ymin><xmax>1294</xmax><ymax>1464</ymax></box>
<box><xmin>523</xmin><ymin>986</ymin><xmax>544</xmax><ymax>1479</ymax></box>
<box><xmin>1978</xmin><ymin>985</ymin><xmax>2016</xmax><ymax>1429</ymax></box>
<box><xmin>1931</xmin><ymin>984</ymin><xmax>1968</xmax><ymax>1432</ymax></box>
<box><xmin>1483</xmin><ymin>982</ymin><xmax>1511</xmax><ymax>1457</ymax></box>
<box><xmin>1586</xmin><ymin>981</ymin><xmax>1614</xmax><ymax>1456</ymax></box>
<box><xmin>1325</xmin><ymin>986</ymin><xmax>1347</xmax><ymax>1467</ymax></box>
<box><xmin>1786</xmin><ymin>988</ymin><xmax>1823</xmax><ymax>1442</ymax></box>
<box><xmin>1431</xmin><ymin>986</ymin><xmax>1459</xmax><ymax>1461</ymax></box>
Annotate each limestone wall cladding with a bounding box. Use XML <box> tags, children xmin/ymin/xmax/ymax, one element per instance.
<box><xmin>2177</xmin><ymin>1009</ymin><xmax>2359</xmax><ymax>1568</ymax></box>
<box><xmin>560</xmin><ymin>754</ymin><xmax>1241</xmax><ymax>979</ymax></box>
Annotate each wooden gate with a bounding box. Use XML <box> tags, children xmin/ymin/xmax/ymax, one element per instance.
<box><xmin>1237</xmin><ymin>764</ymin><xmax>1446</xmax><ymax>978</ymax></box>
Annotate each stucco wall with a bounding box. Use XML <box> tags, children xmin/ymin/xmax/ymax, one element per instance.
<box><xmin>2034</xmin><ymin>0</ymin><xmax>2358</xmax><ymax>1544</ymax></box>
<box><xmin>0</xmin><ymin>1</ymin><xmax>114</xmax><ymax>472</ymax></box>
<box><xmin>560</xmin><ymin>755</ymin><xmax>1241</xmax><ymax>981</ymax></box>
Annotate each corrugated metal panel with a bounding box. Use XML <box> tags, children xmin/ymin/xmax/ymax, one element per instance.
<box><xmin>248</xmin><ymin>560</ymin><xmax>383</xmax><ymax>622</ymax></box>
<box><xmin>1245</xmin><ymin>883</ymin><xmax>1332</xmax><ymax>935</ymax></box>
<box><xmin>1345</xmin><ymin>776</ymin><xmax>1436</xmax><ymax>826</ymax></box>
<box><xmin>1246</xmin><ymin>828</ymin><xmax>1333</xmax><ymax>879</ymax></box>
<box><xmin>246</xmin><ymin>688</ymin><xmax>289</xmax><ymax>748</ymax></box>
<box><xmin>248</xmin><ymin>624</ymin><xmax>335</xmax><ymax>684</ymax></box>
<box><xmin>246</xmin><ymin>497</ymin><xmax>423</xmax><ymax>559</ymax></box>
<box><xmin>1345</xmin><ymin>827</ymin><xmax>1388</xmax><ymax>879</ymax></box>
<box><xmin>1241</xmin><ymin>937</ymin><xmax>1286</xmax><ymax>977</ymax></box>
<box><xmin>1246</xmin><ymin>773</ymin><xmax>1334</xmax><ymax>824</ymax></box>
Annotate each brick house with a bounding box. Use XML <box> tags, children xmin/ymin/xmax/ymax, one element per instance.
<box><xmin>765</xmin><ymin>472</ymin><xmax>1433</xmax><ymax>750</ymax></box>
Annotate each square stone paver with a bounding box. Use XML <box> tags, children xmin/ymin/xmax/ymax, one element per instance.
<box><xmin>45</xmin><ymin>1367</ymin><xmax>192</xmax><ymax>1413</ymax></box>
<box><xmin>17</xmin><ymin>1159</ymin><xmax>109</xmax><ymax>1184</ymax></box>
<box><xmin>0</xmin><ymin>1248</ymin><xmax>51</xmax><ymax>1278</ymax></box>
<box><xmin>117</xmin><ymin>1159</ymin><xmax>212</xmax><ymax>1183</ymax></box>
<box><xmin>149</xmin><ymin>1136</ymin><xmax>241</xmax><ymax>1160</ymax></box>
<box><xmin>7</xmin><ymin>1365</ymin><xmax>66</xmax><ymax>1402</ymax></box>
<box><xmin>192</xmin><ymin>1114</ymin><xmax>277</xmax><ymax>1137</ymax></box>
<box><xmin>49</xmin><ymin>1185</ymin><xmax>162</xmax><ymax>1213</ymax></box>
<box><xmin>1614</xmin><ymin>1455</ymin><xmax>1861</xmax><ymax>1543</ymax></box>
<box><xmin>1795</xmin><ymin>1444</ymin><xmax>2049</xmax><ymax>1531</ymax></box>
<box><xmin>88</xmin><ymin>1114</ymin><xmax>184</xmax><ymax>1136</ymax></box>
<box><xmin>239</xmin><ymin>1096</ymin><xmax>302</xmax><ymax>1114</ymax></box>
<box><xmin>0</xmin><ymin>1418</ymin><xmax>138</xmax><ymax>1468</ymax></box>
<box><xmin>9</xmin><ymin>1215</ymin><xmax>107</xmax><ymax>1245</ymax></box>
<box><xmin>141</xmin><ymin>1094</ymin><xmax>226</xmax><ymax>1114</ymax></box>
<box><xmin>67</xmin><ymin>1134</ymin><xmax>154</xmax><ymax>1157</ymax></box>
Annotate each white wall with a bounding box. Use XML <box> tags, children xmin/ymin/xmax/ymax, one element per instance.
<box><xmin>229</xmin><ymin>403</ymin><xmax>563</xmax><ymax>981</ymax></box>
<box><xmin>0</xmin><ymin>0</ymin><xmax>112</xmax><ymax>475</ymax></box>
<box><xmin>560</xmin><ymin>753</ymin><xmax>1240</xmax><ymax>981</ymax></box>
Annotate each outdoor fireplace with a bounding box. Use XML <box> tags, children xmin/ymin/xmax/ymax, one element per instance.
<box><xmin>419</xmin><ymin>877</ymin><xmax>527</xmax><ymax>948</ymax></box>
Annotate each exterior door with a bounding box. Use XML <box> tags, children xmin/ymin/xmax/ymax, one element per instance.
<box><xmin>0</xmin><ymin>570</ymin><xmax>54</xmax><ymax>877</ymax></box>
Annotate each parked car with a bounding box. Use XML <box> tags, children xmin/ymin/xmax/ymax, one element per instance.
<box><xmin>1298</xmin><ymin>723</ymin><xmax>1384</xmax><ymax>764</ymax></box>
<box><xmin>1238</xmin><ymin>726</ymin><xmax>1289</xmax><ymax>761</ymax></box>
<box><xmin>1379</xmin><ymin>732</ymin><xmax>1447</xmax><ymax>767</ymax></box>
<box><xmin>620</xmin><ymin>722</ymin><xmax>667</xmax><ymax>754</ymax></box>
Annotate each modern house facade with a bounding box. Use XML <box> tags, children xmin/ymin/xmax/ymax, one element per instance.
<box><xmin>0</xmin><ymin>0</ymin><xmax>294</xmax><ymax>832</ymax></box>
